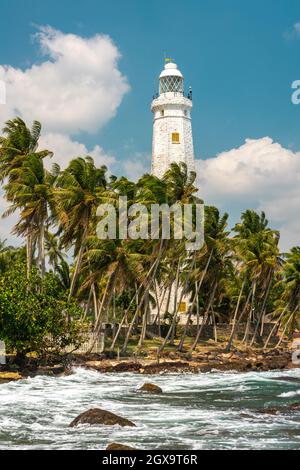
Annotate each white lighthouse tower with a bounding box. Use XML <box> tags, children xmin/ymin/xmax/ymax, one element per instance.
<box><xmin>151</xmin><ymin>60</ymin><xmax>195</xmax><ymax>178</ymax></box>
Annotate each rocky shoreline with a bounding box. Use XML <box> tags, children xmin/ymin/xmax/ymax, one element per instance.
<box><xmin>84</xmin><ymin>349</ymin><xmax>297</xmax><ymax>375</ymax></box>
<box><xmin>0</xmin><ymin>347</ymin><xmax>298</xmax><ymax>384</ymax></box>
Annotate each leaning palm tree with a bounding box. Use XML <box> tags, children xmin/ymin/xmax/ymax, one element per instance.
<box><xmin>272</xmin><ymin>247</ymin><xmax>300</xmax><ymax>341</ymax></box>
<box><xmin>54</xmin><ymin>157</ymin><xmax>107</xmax><ymax>298</ymax></box>
<box><xmin>3</xmin><ymin>154</ymin><xmax>55</xmax><ymax>277</ymax></box>
<box><xmin>226</xmin><ymin>210</ymin><xmax>281</xmax><ymax>349</ymax></box>
<box><xmin>0</xmin><ymin>118</ymin><xmax>52</xmax><ymax>275</ymax></box>
<box><xmin>0</xmin><ymin>118</ymin><xmax>51</xmax><ymax>182</ymax></box>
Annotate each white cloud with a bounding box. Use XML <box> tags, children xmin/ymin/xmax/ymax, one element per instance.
<box><xmin>0</xmin><ymin>193</ymin><xmax>19</xmax><ymax>245</ymax></box>
<box><xmin>0</xmin><ymin>26</ymin><xmax>129</xmax><ymax>135</ymax></box>
<box><xmin>122</xmin><ymin>152</ymin><xmax>151</xmax><ymax>181</ymax></box>
<box><xmin>40</xmin><ymin>133</ymin><xmax>116</xmax><ymax>170</ymax></box>
<box><xmin>0</xmin><ymin>26</ymin><xmax>130</xmax><ymax>245</ymax></box>
<box><xmin>196</xmin><ymin>137</ymin><xmax>300</xmax><ymax>251</ymax></box>
<box><xmin>284</xmin><ymin>22</ymin><xmax>300</xmax><ymax>41</ymax></box>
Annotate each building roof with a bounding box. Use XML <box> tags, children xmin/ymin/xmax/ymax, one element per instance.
<box><xmin>159</xmin><ymin>62</ymin><xmax>184</xmax><ymax>79</ymax></box>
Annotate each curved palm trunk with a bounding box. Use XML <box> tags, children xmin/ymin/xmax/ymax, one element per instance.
<box><xmin>158</xmin><ymin>260</ymin><xmax>181</xmax><ymax>353</ymax></box>
<box><xmin>37</xmin><ymin>212</ymin><xmax>46</xmax><ymax>278</ymax></box>
<box><xmin>225</xmin><ymin>278</ymin><xmax>247</xmax><ymax>352</ymax></box>
<box><xmin>190</xmin><ymin>281</ymin><xmax>218</xmax><ymax>351</ymax></box>
<box><xmin>26</xmin><ymin>232</ymin><xmax>33</xmax><ymax>278</ymax></box>
<box><xmin>178</xmin><ymin>249</ymin><xmax>214</xmax><ymax>351</ymax></box>
<box><xmin>68</xmin><ymin>223</ymin><xmax>88</xmax><ymax>300</ymax></box>
<box><xmin>242</xmin><ymin>281</ymin><xmax>256</xmax><ymax>344</ymax></box>
<box><xmin>274</xmin><ymin>315</ymin><xmax>293</xmax><ymax>349</ymax></box>
<box><xmin>153</xmin><ymin>281</ymin><xmax>165</xmax><ymax>338</ymax></box>
<box><xmin>289</xmin><ymin>305</ymin><xmax>300</xmax><ymax>337</ymax></box>
<box><xmin>87</xmin><ymin>275</ymin><xmax>116</xmax><ymax>353</ymax></box>
<box><xmin>81</xmin><ymin>287</ymin><xmax>93</xmax><ymax>322</ymax></box>
<box><xmin>263</xmin><ymin>304</ymin><xmax>289</xmax><ymax>349</ymax></box>
<box><xmin>250</xmin><ymin>271</ymin><xmax>273</xmax><ymax>346</ymax></box>
<box><xmin>138</xmin><ymin>292</ymin><xmax>150</xmax><ymax>348</ymax></box>
<box><xmin>121</xmin><ymin>240</ymin><xmax>164</xmax><ymax>355</ymax></box>
<box><xmin>110</xmin><ymin>241</ymin><xmax>164</xmax><ymax>352</ymax></box>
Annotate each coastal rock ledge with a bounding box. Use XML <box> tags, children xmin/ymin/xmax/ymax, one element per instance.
<box><xmin>138</xmin><ymin>383</ymin><xmax>163</xmax><ymax>394</ymax></box>
<box><xmin>69</xmin><ymin>408</ymin><xmax>136</xmax><ymax>428</ymax></box>
<box><xmin>106</xmin><ymin>443</ymin><xmax>137</xmax><ymax>450</ymax></box>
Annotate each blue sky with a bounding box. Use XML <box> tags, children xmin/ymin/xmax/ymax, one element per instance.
<box><xmin>1</xmin><ymin>0</ymin><xmax>300</xmax><ymax>159</ymax></box>
<box><xmin>0</xmin><ymin>0</ymin><xmax>300</xmax><ymax>249</ymax></box>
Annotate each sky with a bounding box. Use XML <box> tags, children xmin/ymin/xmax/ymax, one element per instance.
<box><xmin>0</xmin><ymin>0</ymin><xmax>300</xmax><ymax>250</ymax></box>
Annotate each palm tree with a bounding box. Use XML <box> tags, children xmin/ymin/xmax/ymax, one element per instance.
<box><xmin>0</xmin><ymin>118</ymin><xmax>52</xmax><ymax>276</ymax></box>
<box><xmin>54</xmin><ymin>157</ymin><xmax>107</xmax><ymax>298</ymax></box>
<box><xmin>228</xmin><ymin>210</ymin><xmax>281</xmax><ymax>348</ymax></box>
<box><xmin>45</xmin><ymin>231</ymin><xmax>67</xmax><ymax>270</ymax></box>
<box><xmin>189</xmin><ymin>206</ymin><xmax>231</xmax><ymax>351</ymax></box>
<box><xmin>273</xmin><ymin>247</ymin><xmax>300</xmax><ymax>338</ymax></box>
<box><xmin>3</xmin><ymin>154</ymin><xmax>55</xmax><ymax>277</ymax></box>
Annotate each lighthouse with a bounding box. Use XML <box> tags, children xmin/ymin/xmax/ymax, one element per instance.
<box><xmin>151</xmin><ymin>60</ymin><xmax>195</xmax><ymax>178</ymax></box>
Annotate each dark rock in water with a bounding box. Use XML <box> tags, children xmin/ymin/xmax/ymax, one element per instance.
<box><xmin>240</xmin><ymin>413</ymin><xmax>255</xmax><ymax>419</ymax></box>
<box><xmin>255</xmin><ymin>403</ymin><xmax>300</xmax><ymax>416</ymax></box>
<box><xmin>288</xmin><ymin>403</ymin><xmax>300</xmax><ymax>411</ymax></box>
<box><xmin>256</xmin><ymin>408</ymin><xmax>281</xmax><ymax>416</ymax></box>
<box><xmin>35</xmin><ymin>365</ymin><xmax>67</xmax><ymax>377</ymax></box>
<box><xmin>69</xmin><ymin>408</ymin><xmax>136</xmax><ymax>427</ymax></box>
<box><xmin>138</xmin><ymin>383</ymin><xmax>163</xmax><ymax>394</ymax></box>
<box><xmin>271</xmin><ymin>376</ymin><xmax>300</xmax><ymax>384</ymax></box>
<box><xmin>106</xmin><ymin>443</ymin><xmax>137</xmax><ymax>450</ymax></box>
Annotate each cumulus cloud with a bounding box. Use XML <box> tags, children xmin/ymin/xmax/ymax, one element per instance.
<box><xmin>0</xmin><ymin>26</ymin><xmax>130</xmax><ymax>245</ymax></box>
<box><xmin>0</xmin><ymin>26</ymin><xmax>129</xmax><ymax>135</ymax></box>
<box><xmin>0</xmin><ymin>193</ymin><xmax>19</xmax><ymax>245</ymax></box>
<box><xmin>122</xmin><ymin>152</ymin><xmax>151</xmax><ymax>181</ymax></box>
<box><xmin>284</xmin><ymin>22</ymin><xmax>300</xmax><ymax>41</ymax></box>
<box><xmin>196</xmin><ymin>137</ymin><xmax>300</xmax><ymax>251</ymax></box>
<box><xmin>39</xmin><ymin>133</ymin><xmax>116</xmax><ymax>170</ymax></box>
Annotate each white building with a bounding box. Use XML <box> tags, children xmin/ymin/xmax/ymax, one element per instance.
<box><xmin>150</xmin><ymin>60</ymin><xmax>196</xmax><ymax>323</ymax></box>
<box><xmin>151</xmin><ymin>61</ymin><xmax>195</xmax><ymax>178</ymax></box>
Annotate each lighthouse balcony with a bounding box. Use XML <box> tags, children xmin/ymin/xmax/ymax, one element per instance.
<box><xmin>151</xmin><ymin>94</ymin><xmax>193</xmax><ymax>113</ymax></box>
<box><xmin>152</xmin><ymin>91</ymin><xmax>192</xmax><ymax>101</ymax></box>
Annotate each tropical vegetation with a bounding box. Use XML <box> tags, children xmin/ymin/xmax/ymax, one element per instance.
<box><xmin>0</xmin><ymin>118</ymin><xmax>299</xmax><ymax>361</ymax></box>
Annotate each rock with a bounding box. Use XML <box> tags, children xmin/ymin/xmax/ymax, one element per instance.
<box><xmin>208</xmin><ymin>352</ymin><xmax>219</xmax><ymax>359</ymax></box>
<box><xmin>0</xmin><ymin>372</ymin><xmax>22</xmax><ymax>384</ymax></box>
<box><xmin>69</xmin><ymin>408</ymin><xmax>136</xmax><ymax>428</ymax></box>
<box><xmin>36</xmin><ymin>365</ymin><xmax>64</xmax><ymax>375</ymax></box>
<box><xmin>288</xmin><ymin>402</ymin><xmax>300</xmax><ymax>411</ymax></box>
<box><xmin>138</xmin><ymin>383</ymin><xmax>163</xmax><ymax>394</ymax></box>
<box><xmin>106</xmin><ymin>443</ymin><xmax>137</xmax><ymax>451</ymax></box>
<box><xmin>221</xmin><ymin>353</ymin><xmax>233</xmax><ymax>360</ymax></box>
<box><xmin>256</xmin><ymin>403</ymin><xmax>300</xmax><ymax>415</ymax></box>
<box><xmin>256</xmin><ymin>407</ymin><xmax>281</xmax><ymax>416</ymax></box>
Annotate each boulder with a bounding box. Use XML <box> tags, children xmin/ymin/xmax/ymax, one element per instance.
<box><xmin>138</xmin><ymin>383</ymin><xmax>163</xmax><ymax>394</ymax></box>
<box><xmin>0</xmin><ymin>372</ymin><xmax>22</xmax><ymax>384</ymax></box>
<box><xmin>106</xmin><ymin>443</ymin><xmax>137</xmax><ymax>450</ymax></box>
<box><xmin>255</xmin><ymin>403</ymin><xmax>300</xmax><ymax>415</ymax></box>
<box><xmin>69</xmin><ymin>408</ymin><xmax>136</xmax><ymax>428</ymax></box>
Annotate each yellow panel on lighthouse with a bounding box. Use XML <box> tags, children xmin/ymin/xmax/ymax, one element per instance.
<box><xmin>178</xmin><ymin>302</ymin><xmax>187</xmax><ymax>313</ymax></box>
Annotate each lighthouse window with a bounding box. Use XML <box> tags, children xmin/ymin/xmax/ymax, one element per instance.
<box><xmin>172</xmin><ymin>132</ymin><xmax>180</xmax><ymax>143</ymax></box>
<box><xmin>160</xmin><ymin>76</ymin><xmax>183</xmax><ymax>94</ymax></box>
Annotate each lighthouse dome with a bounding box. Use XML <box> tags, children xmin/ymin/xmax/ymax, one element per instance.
<box><xmin>159</xmin><ymin>62</ymin><xmax>184</xmax><ymax>95</ymax></box>
<box><xmin>159</xmin><ymin>62</ymin><xmax>184</xmax><ymax>79</ymax></box>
